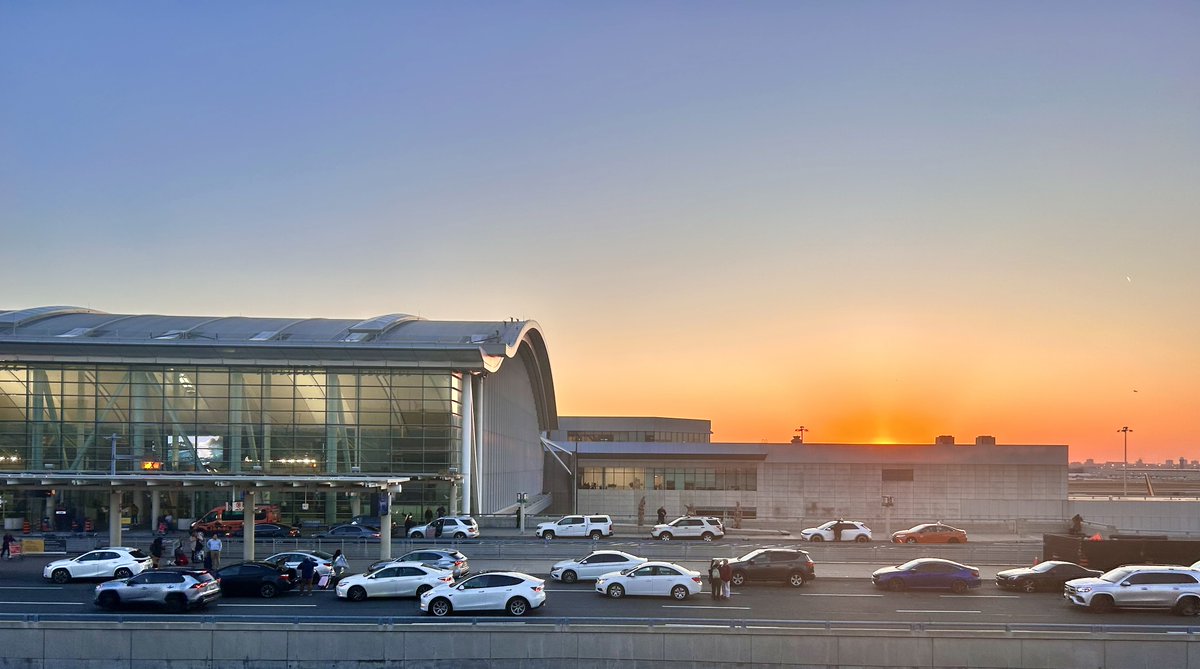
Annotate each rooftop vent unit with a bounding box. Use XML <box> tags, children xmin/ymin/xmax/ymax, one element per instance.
<box><xmin>934</xmin><ymin>435</ymin><xmax>955</xmax><ymax>445</ymax></box>
<box><xmin>975</xmin><ymin>435</ymin><xmax>997</xmax><ymax>446</ymax></box>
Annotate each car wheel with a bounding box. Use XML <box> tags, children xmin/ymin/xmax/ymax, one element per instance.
<box><xmin>589</xmin><ymin>530</ymin><xmax>602</xmax><ymax>541</ymax></box>
<box><xmin>96</xmin><ymin>591</ymin><xmax>119</xmax><ymax>610</ymax></box>
<box><xmin>416</xmin><ymin>584</ymin><xmax>433</xmax><ymax>597</ymax></box>
<box><xmin>887</xmin><ymin>579</ymin><xmax>906</xmax><ymax>592</ymax></box>
<box><xmin>671</xmin><ymin>585</ymin><xmax>689</xmax><ymax>600</ymax></box>
<box><xmin>1173</xmin><ymin>596</ymin><xmax>1200</xmax><ymax>616</ymax></box>
<box><xmin>855</xmin><ymin>535</ymin><xmax>869</xmax><ymax>543</ymax></box>
<box><xmin>607</xmin><ymin>583</ymin><xmax>625</xmax><ymax>599</ymax></box>
<box><xmin>348</xmin><ymin>586</ymin><xmax>367</xmax><ymax>602</ymax></box>
<box><xmin>788</xmin><ymin>572</ymin><xmax>807</xmax><ymax>588</ymax></box>
<box><xmin>506</xmin><ymin>597</ymin><xmax>530</xmax><ymax>616</ymax></box>
<box><xmin>429</xmin><ymin>597</ymin><xmax>451</xmax><ymax>616</ymax></box>
<box><xmin>809</xmin><ymin>535</ymin><xmax>824</xmax><ymax>542</ymax></box>
<box><xmin>114</xmin><ymin>567</ymin><xmax>133</xmax><ymax>579</ymax></box>
<box><xmin>904</xmin><ymin>537</ymin><xmax>917</xmax><ymax>544</ymax></box>
<box><xmin>542</xmin><ymin>531</ymin><xmax>555</xmax><ymax>540</ymax></box>
<box><xmin>1089</xmin><ymin>595</ymin><xmax>1114</xmax><ymax>613</ymax></box>
<box><xmin>730</xmin><ymin>571</ymin><xmax>746</xmax><ymax>587</ymax></box>
<box><xmin>411</xmin><ymin>532</ymin><xmax>424</xmax><ymax>539</ymax></box>
<box><xmin>51</xmin><ymin>568</ymin><xmax>71</xmax><ymax>584</ymax></box>
<box><xmin>700</xmin><ymin>532</ymin><xmax>714</xmax><ymax>542</ymax></box>
<box><xmin>561</xmin><ymin>570</ymin><xmax>578</xmax><ymax>584</ymax></box>
<box><xmin>454</xmin><ymin>532</ymin><xmax>466</xmax><ymax>539</ymax></box>
<box><xmin>165</xmin><ymin>594</ymin><xmax>187</xmax><ymax>613</ymax></box>
<box><xmin>951</xmin><ymin>580</ymin><xmax>969</xmax><ymax>594</ymax></box>
<box><xmin>259</xmin><ymin>583</ymin><xmax>278</xmax><ymax>599</ymax></box>
<box><xmin>658</xmin><ymin>532</ymin><xmax>672</xmax><ymax>541</ymax></box>
<box><xmin>1020</xmin><ymin>579</ymin><xmax>1037</xmax><ymax>593</ymax></box>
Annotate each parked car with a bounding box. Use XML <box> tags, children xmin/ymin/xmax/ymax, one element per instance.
<box><xmin>317</xmin><ymin>524</ymin><xmax>381</xmax><ymax>540</ymax></box>
<box><xmin>419</xmin><ymin>571</ymin><xmax>546</xmax><ymax>617</ymax></box>
<box><xmin>215</xmin><ymin>561</ymin><xmax>294</xmax><ymax>598</ymax></box>
<box><xmin>264</xmin><ymin>550</ymin><xmax>335</xmax><ymax>578</ymax></box>
<box><xmin>872</xmin><ymin>558</ymin><xmax>981</xmax><ymax>593</ymax></box>
<box><xmin>348</xmin><ymin>514</ymin><xmax>398</xmax><ymax>531</ymax></box>
<box><xmin>801</xmin><ymin>520</ymin><xmax>872</xmax><ymax>543</ymax></box>
<box><xmin>726</xmin><ymin>548</ymin><xmax>815</xmax><ymax>587</ymax></box>
<box><xmin>228</xmin><ymin>523</ymin><xmax>300</xmax><ymax>538</ymax></box>
<box><xmin>595</xmin><ymin>561</ymin><xmax>703</xmax><ymax>600</ymax></box>
<box><xmin>408</xmin><ymin>516</ymin><xmax>479</xmax><ymax>539</ymax></box>
<box><xmin>44</xmin><ymin>547</ymin><xmax>152</xmax><ymax>584</ymax></box>
<box><xmin>995</xmin><ymin>561</ymin><xmax>1101</xmax><ymax>593</ymax></box>
<box><xmin>551</xmin><ymin>550</ymin><xmax>646</xmax><ymax>583</ymax></box>
<box><xmin>337</xmin><ymin>561</ymin><xmax>454</xmax><ymax>601</ymax></box>
<box><xmin>368</xmin><ymin>549</ymin><xmax>470</xmax><ymax>578</ymax></box>
<box><xmin>650</xmin><ymin>516</ymin><xmax>724</xmax><ymax>541</ymax></box>
<box><xmin>535</xmin><ymin>514</ymin><xmax>614</xmax><ymax>540</ymax></box>
<box><xmin>1064</xmin><ymin>565</ymin><xmax>1200</xmax><ymax>615</ymax></box>
<box><xmin>890</xmin><ymin>523</ymin><xmax>968</xmax><ymax>544</ymax></box>
<box><xmin>93</xmin><ymin>567</ymin><xmax>220</xmax><ymax>612</ymax></box>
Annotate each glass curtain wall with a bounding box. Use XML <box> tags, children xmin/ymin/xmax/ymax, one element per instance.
<box><xmin>0</xmin><ymin>364</ymin><xmax>462</xmax><ymax>521</ymax></box>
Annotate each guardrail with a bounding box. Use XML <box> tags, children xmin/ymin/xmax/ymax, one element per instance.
<box><xmin>0</xmin><ymin>612</ymin><xmax>1196</xmax><ymax>635</ymax></box>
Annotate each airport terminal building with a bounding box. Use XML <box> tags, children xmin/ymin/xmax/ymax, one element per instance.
<box><xmin>547</xmin><ymin>417</ymin><xmax>1070</xmax><ymax>527</ymax></box>
<box><xmin>0</xmin><ymin>306</ymin><xmax>557</xmax><ymax>534</ymax></box>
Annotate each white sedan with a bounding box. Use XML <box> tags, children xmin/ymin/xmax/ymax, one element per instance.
<box><xmin>595</xmin><ymin>561</ymin><xmax>703</xmax><ymax>600</ymax></box>
<box><xmin>551</xmin><ymin>550</ymin><xmax>646</xmax><ymax>583</ymax></box>
<box><xmin>264</xmin><ymin>550</ymin><xmax>335</xmax><ymax>578</ymax></box>
<box><xmin>420</xmin><ymin>571</ymin><xmax>546</xmax><ymax>617</ymax></box>
<box><xmin>43</xmin><ymin>547</ymin><xmax>151</xmax><ymax>584</ymax></box>
<box><xmin>336</xmin><ymin>561</ymin><xmax>453</xmax><ymax>601</ymax></box>
<box><xmin>800</xmin><ymin>520</ymin><xmax>873</xmax><ymax>543</ymax></box>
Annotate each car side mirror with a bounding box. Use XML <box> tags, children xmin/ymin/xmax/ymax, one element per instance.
<box><xmin>456</xmin><ymin>585</ymin><xmax>466</xmax><ymax>591</ymax></box>
<box><xmin>1120</xmin><ymin>581</ymin><xmax>1131</xmax><ymax>587</ymax></box>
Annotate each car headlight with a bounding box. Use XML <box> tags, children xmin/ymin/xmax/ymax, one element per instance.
<box><xmin>1075</xmin><ymin>586</ymin><xmax>1091</xmax><ymax>593</ymax></box>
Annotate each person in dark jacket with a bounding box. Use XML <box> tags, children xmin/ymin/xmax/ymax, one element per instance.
<box><xmin>149</xmin><ymin>536</ymin><xmax>164</xmax><ymax>569</ymax></box>
<box><xmin>718</xmin><ymin>560</ymin><xmax>733</xmax><ymax>599</ymax></box>
<box><xmin>656</xmin><ymin>506</ymin><xmax>667</xmax><ymax>524</ymax></box>
<box><xmin>403</xmin><ymin>514</ymin><xmax>415</xmax><ymax>535</ymax></box>
<box><xmin>708</xmin><ymin>559</ymin><xmax>722</xmax><ymax>601</ymax></box>
<box><xmin>299</xmin><ymin>556</ymin><xmax>317</xmax><ymax>596</ymax></box>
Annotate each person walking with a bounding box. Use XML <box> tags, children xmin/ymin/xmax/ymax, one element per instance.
<box><xmin>718</xmin><ymin>560</ymin><xmax>733</xmax><ymax>599</ymax></box>
<box><xmin>192</xmin><ymin>532</ymin><xmax>205</xmax><ymax>563</ymax></box>
<box><xmin>1</xmin><ymin>533</ymin><xmax>14</xmax><ymax>560</ymax></box>
<box><xmin>149</xmin><ymin>536</ymin><xmax>164</xmax><ymax>569</ymax></box>
<box><xmin>299</xmin><ymin>556</ymin><xmax>317</xmax><ymax>596</ymax></box>
<box><xmin>708</xmin><ymin>558</ymin><xmax>722</xmax><ymax>601</ymax></box>
<box><xmin>206</xmin><ymin>533</ymin><xmax>223</xmax><ymax>569</ymax></box>
<box><xmin>656</xmin><ymin>506</ymin><xmax>667</xmax><ymax>524</ymax></box>
<box><xmin>403</xmin><ymin>514</ymin><xmax>415</xmax><ymax>536</ymax></box>
<box><xmin>637</xmin><ymin>497</ymin><xmax>646</xmax><ymax>528</ymax></box>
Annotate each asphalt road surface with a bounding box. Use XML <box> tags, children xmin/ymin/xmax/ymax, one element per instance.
<box><xmin>1</xmin><ymin>543</ymin><xmax>1194</xmax><ymax>630</ymax></box>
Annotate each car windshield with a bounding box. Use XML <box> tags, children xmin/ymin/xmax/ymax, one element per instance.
<box><xmin>1030</xmin><ymin>562</ymin><xmax>1059</xmax><ymax>573</ymax></box>
<box><xmin>818</xmin><ymin>521</ymin><xmax>836</xmax><ymax>529</ymax></box>
<box><xmin>738</xmin><ymin>549</ymin><xmax>766</xmax><ymax>561</ymax></box>
<box><xmin>1100</xmin><ymin>568</ymin><xmax>1133</xmax><ymax>583</ymax></box>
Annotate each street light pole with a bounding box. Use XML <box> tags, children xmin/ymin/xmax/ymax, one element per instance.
<box><xmin>794</xmin><ymin>426</ymin><xmax>809</xmax><ymax>444</ymax></box>
<box><xmin>1118</xmin><ymin>426</ymin><xmax>1133</xmax><ymax>497</ymax></box>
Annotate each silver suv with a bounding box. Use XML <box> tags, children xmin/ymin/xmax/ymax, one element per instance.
<box><xmin>94</xmin><ymin>567</ymin><xmax>221</xmax><ymax>612</ymax></box>
<box><xmin>1064</xmin><ymin>565</ymin><xmax>1200</xmax><ymax>615</ymax></box>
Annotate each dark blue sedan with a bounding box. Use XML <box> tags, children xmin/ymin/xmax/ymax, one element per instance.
<box><xmin>871</xmin><ymin>558</ymin><xmax>981</xmax><ymax>593</ymax></box>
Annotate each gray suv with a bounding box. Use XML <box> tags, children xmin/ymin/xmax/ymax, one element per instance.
<box><xmin>94</xmin><ymin>567</ymin><xmax>221</xmax><ymax>612</ymax></box>
<box><xmin>1064</xmin><ymin>565</ymin><xmax>1200</xmax><ymax>615</ymax></box>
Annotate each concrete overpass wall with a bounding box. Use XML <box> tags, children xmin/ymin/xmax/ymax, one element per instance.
<box><xmin>1070</xmin><ymin>498</ymin><xmax>1200</xmax><ymax>536</ymax></box>
<box><xmin>0</xmin><ymin>622</ymin><xmax>1196</xmax><ymax>668</ymax></box>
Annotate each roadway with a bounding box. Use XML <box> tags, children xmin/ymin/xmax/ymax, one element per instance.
<box><xmin>1</xmin><ymin>538</ymin><xmax>1194</xmax><ymax>630</ymax></box>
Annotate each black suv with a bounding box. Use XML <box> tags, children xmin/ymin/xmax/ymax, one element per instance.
<box><xmin>727</xmin><ymin>548</ymin><xmax>815</xmax><ymax>587</ymax></box>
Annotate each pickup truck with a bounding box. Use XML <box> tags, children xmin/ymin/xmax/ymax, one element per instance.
<box><xmin>534</xmin><ymin>514</ymin><xmax>614</xmax><ymax>540</ymax></box>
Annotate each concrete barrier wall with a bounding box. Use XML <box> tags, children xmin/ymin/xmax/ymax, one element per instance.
<box><xmin>0</xmin><ymin>622</ymin><xmax>1197</xmax><ymax>669</ymax></box>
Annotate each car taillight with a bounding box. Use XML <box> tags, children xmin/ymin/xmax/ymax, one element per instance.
<box><xmin>191</xmin><ymin>582</ymin><xmax>209</xmax><ymax>589</ymax></box>
<box><xmin>439</xmin><ymin>576</ymin><xmax>453</xmax><ymax>582</ymax></box>
<box><xmin>281</xmin><ymin>573</ymin><xmax>291</xmax><ymax>582</ymax></box>
<box><xmin>972</xmin><ymin>570</ymin><xmax>980</xmax><ymax>577</ymax></box>
<box><xmin>692</xmin><ymin>577</ymin><xmax>702</xmax><ymax>583</ymax></box>
<box><xmin>322</xmin><ymin>563</ymin><xmax>331</xmax><ymax>569</ymax></box>
<box><xmin>531</xmin><ymin>585</ymin><xmax>543</xmax><ymax>592</ymax></box>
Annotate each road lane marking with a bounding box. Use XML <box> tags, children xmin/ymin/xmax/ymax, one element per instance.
<box><xmin>896</xmin><ymin>609</ymin><xmax>982</xmax><ymax>614</ymax></box>
<box><xmin>0</xmin><ymin>601</ymin><xmax>83</xmax><ymax>606</ymax></box>
<box><xmin>797</xmin><ymin>593</ymin><xmax>883</xmax><ymax>598</ymax></box>
<box><xmin>940</xmin><ymin>595</ymin><xmax>1019</xmax><ymax>599</ymax></box>
<box><xmin>0</xmin><ymin>586</ymin><xmax>64</xmax><ymax>590</ymax></box>
<box><xmin>220</xmin><ymin>603</ymin><xmax>321</xmax><ymax>607</ymax></box>
<box><xmin>662</xmin><ymin>605</ymin><xmax>752</xmax><ymax>610</ymax></box>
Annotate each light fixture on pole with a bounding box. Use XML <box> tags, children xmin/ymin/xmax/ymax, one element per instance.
<box><xmin>793</xmin><ymin>426</ymin><xmax>809</xmax><ymax>444</ymax></box>
<box><xmin>1118</xmin><ymin>426</ymin><xmax>1132</xmax><ymax>497</ymax></box>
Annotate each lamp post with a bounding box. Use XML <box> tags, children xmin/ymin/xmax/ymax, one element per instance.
<box><xmin>794</xmin><ymin>426</ymin><xmax>809</xmax><ymax>444</ymax></box>
<box><xmin>1118</xmin><ymin>426</ymin><xmax>1133</xmax><ymax>497</ymax></box>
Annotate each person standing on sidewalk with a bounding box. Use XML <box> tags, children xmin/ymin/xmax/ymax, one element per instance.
<box><xmin>206</xmin><ymin>533</ymin><xmax>222</xmax><ymax>569</ymax></box>
<box><xmin>708</xmin><ymin>558</ymin><xmax>722</xmax><ymax>600</ymax></box>
<box><xmin>1</xmin><ymin>533</ymin><xmax>14</xmax><ymax>560</ymax></box>
<box><xmin>656</xmin><ymin>506</ymin><xmax>666</xmax><ymax>524</ymax></box>
<box><xmin>149</xmin><ymin>536</ymin><xmax>164</xmax><ymax>569</ymax></box>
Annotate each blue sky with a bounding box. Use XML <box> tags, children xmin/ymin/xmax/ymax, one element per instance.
<box><xmin>2</xmin><ymin>2</ymin><xmax>1197</xmax><ymax>460</ymax></box>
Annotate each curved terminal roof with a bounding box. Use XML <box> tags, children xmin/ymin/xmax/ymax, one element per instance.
<box><xmin>0</xmin><ymin>306</ymin><xmax>557</xmax><ymax>428</ymax></box>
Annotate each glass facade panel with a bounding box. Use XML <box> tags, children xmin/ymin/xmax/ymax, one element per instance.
<box><xmin>580</xmin><ymin>466</ymin><xmax>757</xmax><ymax>491</ymax></box>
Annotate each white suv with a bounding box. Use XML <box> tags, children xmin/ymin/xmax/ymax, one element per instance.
<box><xmin>535</xmin><ymin>515</ymin><xmax>613</xmax><ymax>540</ymax></box>
<box><xmin>650</xmin><ymin>516</ymin><xmax>724</xmax><ymax>542</ymax></box>
<box><xmin>800</xmin><ymin>520</ymin><xmax>872</xmax><ymax>543</ymax></box>
<box><xmin>408</xmin><ymin>516</ymin><xmax>480</xmax><ymax>539</ymax></box>
<box><xmin>1064</xmin><ymin>565</ymin><xmax>1200</xmax><ymax>615</ymax></box>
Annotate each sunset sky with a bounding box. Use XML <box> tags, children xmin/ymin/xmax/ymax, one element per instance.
<box><xmin>3</xmin><ymin>3</ymin><xmax>1197</xmax><ymax>463</ymax></box>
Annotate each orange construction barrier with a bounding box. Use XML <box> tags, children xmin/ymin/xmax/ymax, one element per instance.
<box><xmin>21</xmin><ymin>520</ymin><xmax>29</xmax><ymax>535</ymax></box>
<box><xmin>85</xmin><ymin>518</ymin><xmax>93</xmax><ymax>532</ymax></box>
